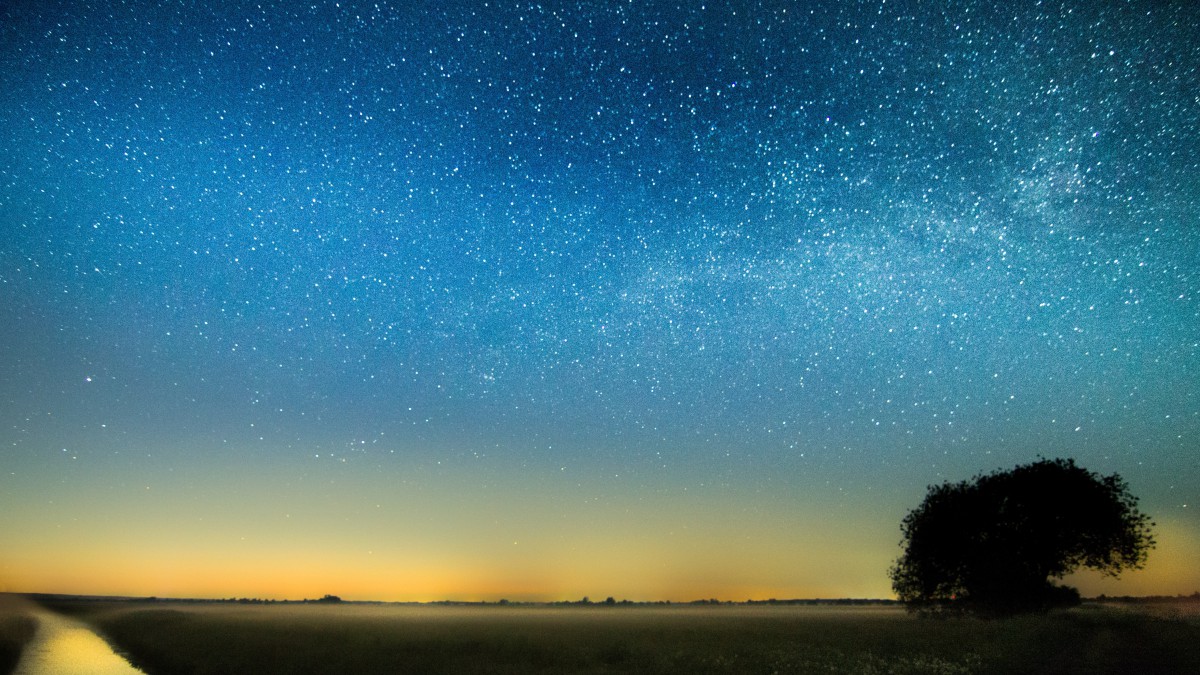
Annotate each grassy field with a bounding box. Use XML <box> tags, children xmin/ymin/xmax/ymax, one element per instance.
<box><xmin>0</xmin><ymin>596</ymin><xmax>37</xmax><ymax>675</ymax></box>
<box><xmin>39</xmin><ymin>599</ymin><xmax>1200</xmax><ymax>674</ymax></box>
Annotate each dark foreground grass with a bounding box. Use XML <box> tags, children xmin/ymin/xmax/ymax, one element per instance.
<box><xmin>45</xmin><ymin>600</ymin><xmax>1200</xmax><ymax>675</ymax></box>
<box><xmin>0</xmin><ymin>596</ymin><xmax>37</xmax><ymax>675</ymax></box>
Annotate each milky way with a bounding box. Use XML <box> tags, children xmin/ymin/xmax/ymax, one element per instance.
<box><xmin>1</xmin><ymin>1</ymin><xmax>1197</xmax><ymax>600</ymax></box>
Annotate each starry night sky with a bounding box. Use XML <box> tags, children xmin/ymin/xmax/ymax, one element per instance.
<box><xmin>2</xmin><ymin>0</ymin><xmax>1198</xmax><ymax>601</ymax></box>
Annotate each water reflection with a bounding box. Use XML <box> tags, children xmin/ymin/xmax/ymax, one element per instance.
<box><xmin>15</xmin><ymin>609</ymin><xmax>145</xmax><ymax>675</ymax></box>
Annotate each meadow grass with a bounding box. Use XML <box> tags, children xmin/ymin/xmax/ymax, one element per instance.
<box><xmin>43</xmin><ymin>600</ymin><xmax>1200</xmax><ymax>674</ymax></box>
<box><xmin>0</xmin><ymin>596</ymin><xmax>38</xmax><ymax>675</ymax></box>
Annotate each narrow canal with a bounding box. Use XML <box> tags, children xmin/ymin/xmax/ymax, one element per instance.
<box><xmin>14</xmin><ymin>608</ymin><xmax>146</xmax><ymax>675</ymax></box>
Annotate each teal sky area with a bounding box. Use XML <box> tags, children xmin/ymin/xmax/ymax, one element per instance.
<box><xmin>2</xmin><ymin>0</ymin><xmax>1198</xmax><ymax>601</ymax></box>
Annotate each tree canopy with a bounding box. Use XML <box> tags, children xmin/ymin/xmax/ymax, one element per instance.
<box><xmin>890</xmin><ymin>458</ymin><xmax>1155</xmax><ymax>615</ymax></box>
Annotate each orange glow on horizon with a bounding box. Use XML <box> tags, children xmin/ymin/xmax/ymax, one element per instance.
<box><xmin>3</xmin><ymin>461</ymin><xmax>1195</xmax><ymax>603</ymax></box>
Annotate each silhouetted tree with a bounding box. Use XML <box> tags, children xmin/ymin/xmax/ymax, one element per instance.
<box><xmin>890</xmin><ymin>458</ymin><xmax>1155</xmax><ymax>615</ymax></box>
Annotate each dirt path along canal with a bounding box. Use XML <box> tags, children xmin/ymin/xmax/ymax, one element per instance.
<box><xmin>14</xmin><ymin>608</ymin><xmax>146</xmax><ymax>675</ymax></box>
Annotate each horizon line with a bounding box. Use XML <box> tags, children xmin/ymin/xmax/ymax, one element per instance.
<box><xmin>10</xmin><ymin>590</ymin><xmax>1200</xmax><ymax>606</ymax></box>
